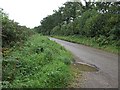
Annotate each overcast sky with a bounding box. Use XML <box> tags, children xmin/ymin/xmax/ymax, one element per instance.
<box><xmin>0</xmin><ymin>0</ymin><xmax>70</xmax><ymax>28</ymax></box>
<box><xmin>1</xmin><ymin>0</ymin><xmax>118</xmax><ymax>28</ymax></box>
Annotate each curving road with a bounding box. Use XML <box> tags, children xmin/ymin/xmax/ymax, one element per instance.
<box><xmin>49</xmin><ymin>37</ymin><xmax>118</xmax><ymax>88</ymax></box>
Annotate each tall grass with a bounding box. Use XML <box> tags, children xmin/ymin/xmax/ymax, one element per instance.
<box><xmin>52</xmin><ymin>36</ymin><xmax>118</xmax><ymax>54</ymax></box>
<box><xmin>2</xmin><ymin>34</ymin><xmax>73</xmax><ymax>88</ymax></box>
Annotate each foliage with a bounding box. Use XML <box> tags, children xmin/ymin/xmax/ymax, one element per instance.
<box><xmin>1</xmin><ymin>9</ymin><xmax>35</xmax><ymax>48</ymax></box>
<box><xmin>34</xmin><ymin>2</ymin><xmax>120</xmax><ymax>53</ymax></box>
<box><xmin>2</xmin><ymin>34</ymin><xmax>73</xmax><ymax>88</ymax></box>
<box><xmin>53</xmin><ymin>35</ymin><xmax>119</xmax><ymax>54</ymax></box>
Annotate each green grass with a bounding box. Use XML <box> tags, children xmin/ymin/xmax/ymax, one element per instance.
<box><xmin>2</xmin><ymin>34</ymin><xmax>73</xmax><ymax>88</ymax></box>
<box><xmin>52</xmin><ymin>36</ymin><xmax>119</xmax><ymax>54</ymax></box>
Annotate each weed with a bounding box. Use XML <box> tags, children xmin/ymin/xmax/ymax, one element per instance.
<box><xmin>2</xmin><ymin>34</ymin><xmax>73</xmax><ymax>88</ymax></box>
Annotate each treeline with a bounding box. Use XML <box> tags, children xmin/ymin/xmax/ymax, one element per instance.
<box><xmin>0</xmin><ymin>8</ymin><xmax>35</xmax><ymax>48</ymax></box>
<box><xmin>35</xmin><ymin>2</ymin><xmax>120</xmax><ymax>46</ymax></box>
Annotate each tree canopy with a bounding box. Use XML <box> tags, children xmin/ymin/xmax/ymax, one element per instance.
<box><xmin>35</xmin><ymin>1</ymin><xmax>120</xmax><ymax>46</ymax></box>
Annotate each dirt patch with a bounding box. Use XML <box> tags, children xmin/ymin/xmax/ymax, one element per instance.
<box><xmin>68</xmin><ymin>62</ymin><xmax>99</xmax><ymax>88</ymax></box>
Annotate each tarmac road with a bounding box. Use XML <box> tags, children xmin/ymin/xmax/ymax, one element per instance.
<box><xmin>49</xmin><ymin>37</ymin><xmax>118</xmax><ymax>88</ymax></box>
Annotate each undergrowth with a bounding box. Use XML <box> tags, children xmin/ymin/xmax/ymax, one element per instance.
<box><xmin>52</xmin><ymin>36</ymin><xmax>119</xmax><ymax>54</ymax></box>
<box><xmin>2</xmin><ymin>34</ymin><xmax>73</xmax><ymax>88</ymax></box>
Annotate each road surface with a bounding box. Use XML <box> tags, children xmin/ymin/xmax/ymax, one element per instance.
<box><xmin>49</xmin><ymin>37</ymin><xmax>118</xmax><ymax>88</ymax></box>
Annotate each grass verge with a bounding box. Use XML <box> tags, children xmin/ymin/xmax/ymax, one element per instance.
<box><xmin>52</xmin><ymin>36</ymin><xmax>119</xmax><ymax>54</ymax></box>
<box><xmin>2</xmin><ymin>34</ymin><xmax>73</xmax><ymax>88</ymax></box>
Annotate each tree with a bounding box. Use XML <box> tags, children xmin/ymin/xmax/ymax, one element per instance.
<box><xmin>34</xmin><ymin>1</ymin><xmax>120</xmax><ymax>46</ymax></box>
<box><xmin>1</xmin><ymin>9</ymin><xmax>35</xmax><ymax>47</ymax></box>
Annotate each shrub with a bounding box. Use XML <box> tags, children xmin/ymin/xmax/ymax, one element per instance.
<box><xmin>1</xmin><ymin>10</ymin><xmax>35</xmax><ymax>48</ymax></box>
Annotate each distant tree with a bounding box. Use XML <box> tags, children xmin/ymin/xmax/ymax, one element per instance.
<box><xmin>34</xmin><ymin>1</ymin><xmax>120</xmax><ymax>46</ymax></box>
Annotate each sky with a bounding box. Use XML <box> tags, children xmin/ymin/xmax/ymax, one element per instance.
<box><xmin>1</xmin><ymin>0</ymin><xmax>118</xmax><ymax>28</ymax></box>
<box><xmin>0</xmin><ymin>0</ymin><xmax>88</xmax><ymax>28</ymax></box>
<box><xmin>0</xmin><ymin>0</ymin><xmax>70</xmax><ymax>28</ymax></box>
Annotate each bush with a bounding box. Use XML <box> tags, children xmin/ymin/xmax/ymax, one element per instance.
<box><xmin>1</xmin><ymin>10</ymin><xmax>35</xmax><ymax>48</ymax></box>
